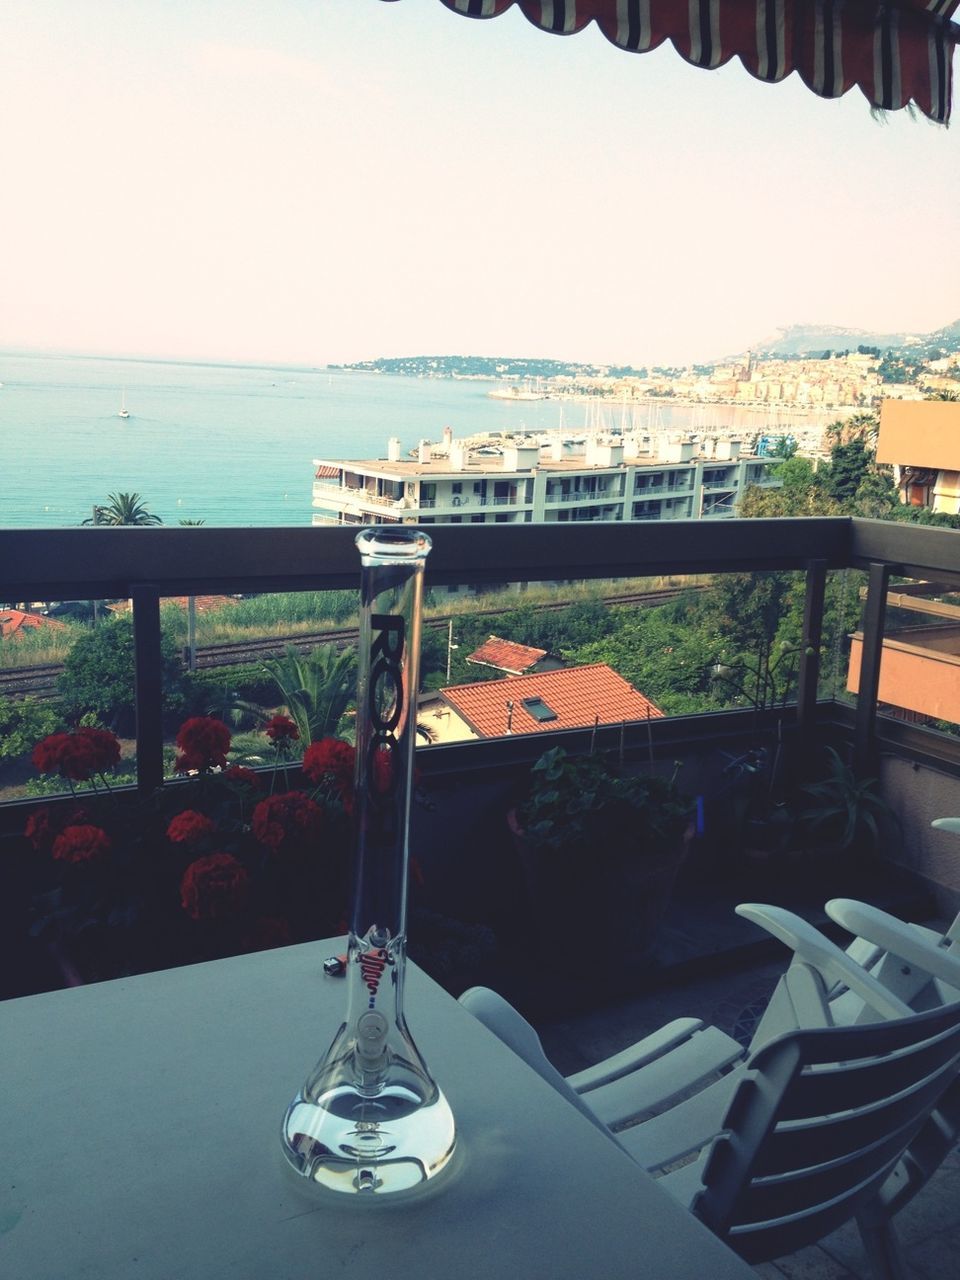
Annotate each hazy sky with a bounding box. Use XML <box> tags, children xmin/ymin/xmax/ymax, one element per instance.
<box><xmin>1</xmin><ymin>0</ymin><xmax>957</xmax><ymax>367</ymax></box>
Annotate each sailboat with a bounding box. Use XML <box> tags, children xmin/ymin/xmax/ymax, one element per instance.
<box><xmin>118</xmin><ymin>390</ymin><xmax>130</xmax><ymax>420</ymax></box>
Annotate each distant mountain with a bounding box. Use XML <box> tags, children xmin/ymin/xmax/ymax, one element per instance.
<box><xmin>744</xmin><ymin>320</ymin><xmax>960</xmax><ymax>359</ymax></box>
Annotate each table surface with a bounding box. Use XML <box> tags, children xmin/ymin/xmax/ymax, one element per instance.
<box><xmin>1</xmin><ymin>941</ymin><xmax>757</xmax><ymax>1280</ymax></box>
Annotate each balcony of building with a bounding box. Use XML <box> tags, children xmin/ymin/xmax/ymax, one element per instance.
<box><xmin>4</xmin><ymin>517</ymin><xmax>960</xmax><ymax>1278</ymax></box>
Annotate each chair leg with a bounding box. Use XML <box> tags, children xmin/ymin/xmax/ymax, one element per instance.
<box><xmin>855</xmin><ymin>1212</ymin><xmax>908</xmax><ymax>1280</ymax></box>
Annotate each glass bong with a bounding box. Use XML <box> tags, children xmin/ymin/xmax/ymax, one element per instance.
<box><xmin>281</xmin><ymin>528</ymin><xmax>456</xmax><ymax>1195</ymax></box>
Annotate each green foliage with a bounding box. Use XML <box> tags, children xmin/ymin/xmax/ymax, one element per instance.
<box><xmin>186</xmin><ymin>665</ymin><xmax>281</xmax><ymax>717</ymax></box>
<box><xmin>57</xmin><ymin>615</ymin><xmax>188</xmax><ymax>735</ymax></box>
<box><xmin>259</xmin><ymin>644</ymin><xmax>357</xmax><ymax>744</ymax></box>
<box><xmin>568</xmin><ymin>598</ymin><xmax>724</xmax><ymax>715</ymax></box>
<box><xmin>822</xmin><ymin>440</ymin><xmax>873</xmax><ymax>505</ymax></box>
<box><xmin>516</xmin><ymin>747</ymin><xmax>690</xmax><ymax>855</ymax></box>
<box><xmin>82</xmin><ymin>492</ymin><xmax>163</xmax><ymax>526</ymax></box>
<box><xmin>852</xmin><ymin>469</ymin><xmax>899</xmax><ymax>519</ymax></box>
<box><xmin>798</xmin><ymin>747</ymin><xmax>898</xmax><ymax>853</ymax></box>
<box><xmin>0</xmin><ymin>696</ymin><xmax>63</xmax><ymax>760</ymax></box>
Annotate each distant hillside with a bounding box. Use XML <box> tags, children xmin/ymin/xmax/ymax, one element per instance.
<box><xmin>333</xmin><ymin>354</ymin><xmax>647</xmax><ymax>379</ymax></box>
<box><xmin>747</xmin><ymin>320</ymin><xmax>960</xmax><ymax>359</ymax></box>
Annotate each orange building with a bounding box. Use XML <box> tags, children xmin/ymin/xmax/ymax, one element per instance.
<box><xmin>877</xmin><ymin>400</ymin><xmax>960</xmax><ymax>514</ymax></box>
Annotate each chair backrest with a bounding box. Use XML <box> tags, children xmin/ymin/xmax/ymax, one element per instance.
<box><xmin>692</xmin><ymin>999</ymin><xmax>960</xmax><ymax>1263</ymax></box>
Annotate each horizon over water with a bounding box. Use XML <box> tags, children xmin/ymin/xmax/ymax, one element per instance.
<box><xmin>0</xmin><ymin>351</ymin><xmax>825</xmax><ymax>530</ymax></box>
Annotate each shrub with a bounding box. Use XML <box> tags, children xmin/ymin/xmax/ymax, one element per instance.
<box><xmin>0</xmin><ymin>697</ymin><xmax>63</xmax><ymax>760</ymax></box>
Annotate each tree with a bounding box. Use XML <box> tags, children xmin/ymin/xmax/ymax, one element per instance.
<box><xmin>57</xmin><ymin>615</ymin><xmax>188</xmax><ymax>735</ymax></box>
<box><xmin>771</xmin><ymin>437</ymin><xmax>798</xmax><ymax>460</ymax></box>
<box><xmin>821</xmin><ymin>440</ymin><xmax>874</xmax><ymax>506</ymax></box>
<box><xmin>83</xmin><ymin>493</ymin><xmax>163</xmax><ymax>526</ymax></box>
<box><xmin>260</xmin><ymin>644</ymin><xmax>357</xmax><ymax>745</ymax></box>
<box><xmin>852</xmin><ymin>470</ymin><xmax>899</xmax><ymax>519</ymax></box>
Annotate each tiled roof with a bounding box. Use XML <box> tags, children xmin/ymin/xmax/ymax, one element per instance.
<box><xmin>440</xmin><ymin>664</ymin><xmax>664</xmax><ymax>740</ymax></box>
<box><xmin>0</xmin><ymin>609</ymin><xmax>68</xmax><ymax>639</ymax></box>
<box><xmin>108</xmin><ymin>595</ymin><xmax>238</xmax><ymax>615</ymax></box>
<box><xmin>466</xmin><ymin>635</ymin><xmax>548</xmax><ymax>675</ymax></box>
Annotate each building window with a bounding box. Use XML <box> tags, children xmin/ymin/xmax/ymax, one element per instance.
<box><xmin>452</xmin><ymin>481</ymin><xmax>462</xmax><ymax>495</ymax></box>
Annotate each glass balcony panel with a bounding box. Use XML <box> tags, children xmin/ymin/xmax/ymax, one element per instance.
<box><xmin>159</xmin><ymin>587</ymin><xmax>361</xmax><ymax>780</ymax></box>
<box><xmin>0</xmin><ymin>596</ymin><xmax>136</xmax><ymax>802</ymax></box>
<box><xmin>847</xmin><ymin>573</ymin><xmax>960</xmax><ymax>739</ymax></box>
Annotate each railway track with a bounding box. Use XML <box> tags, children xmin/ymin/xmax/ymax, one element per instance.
<box><xmin>0</xmin><ymin>585</ymin><xmax>701</xmax><ymax>699</ymax></box>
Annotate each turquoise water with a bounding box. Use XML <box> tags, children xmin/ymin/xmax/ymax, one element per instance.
<box><xmin>0</xmin><ymin>352</ymin><xmax>816</xmax><ymax>529</ymax></box>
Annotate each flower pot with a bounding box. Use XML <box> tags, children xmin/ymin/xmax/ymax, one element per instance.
<box><xmin>508</xmin><ymin>808</ymin><xmax>689</xmax><ymax>972</ymax></box>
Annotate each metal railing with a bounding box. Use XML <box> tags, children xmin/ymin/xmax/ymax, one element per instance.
<box><xmin>3</xmin><ymin>518</ymin><xmax>960</xmax><ymax>797</ymax></box>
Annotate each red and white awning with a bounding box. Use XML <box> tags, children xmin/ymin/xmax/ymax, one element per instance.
<box><xmin>382</xmin><ymin>0</ymin><xmax>958</xmax><ymax>123</ymax></box>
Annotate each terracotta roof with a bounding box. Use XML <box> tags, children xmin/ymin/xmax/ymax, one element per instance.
<box><xmin>0</xmin><ymin>609</ymin><xmax>68</xmax><ymax>639</ymax></box>
<box><xmin>466</xmin><ymin>635</ymin><xmax>548</xmax><ymax>675</ymax></box>
<box><xmin>440</xmin><ymin>664</ymin><xmax>663</xmax><ymax>740</ymax></box>
<box><xmin>108</xmin><ymin>595</ymin><xmax>238</xmax><ymax>615</ymax></box>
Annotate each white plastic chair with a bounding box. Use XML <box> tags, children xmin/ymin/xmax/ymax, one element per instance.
<box><xmin>459</xmin><ymin>970</ymin><xmax>960</xmax><ymax>1278</ymax></box>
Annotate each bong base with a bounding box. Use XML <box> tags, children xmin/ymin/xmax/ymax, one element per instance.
<box><xmin>281</xmin><ymin>1084</ymin><xmax>456</xmax><ymax>1195</ymax></box>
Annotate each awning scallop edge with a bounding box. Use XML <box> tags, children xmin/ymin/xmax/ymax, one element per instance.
<box><xmin>382</xmin><ymin>0</ymin><xmax>958</xmax><ymax>124</ymax></box>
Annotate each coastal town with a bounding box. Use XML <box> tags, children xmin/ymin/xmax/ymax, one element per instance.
<box><xmin>341</xmin><ymin>319</ymin><xmax>960</xmax><ymax>416</ymax></box>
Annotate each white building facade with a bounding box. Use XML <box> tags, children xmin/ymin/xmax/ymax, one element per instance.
<box><xmin>312</xmin><ymin>430</ymin><xmax>779</xmax><ymax>529</ymax></box>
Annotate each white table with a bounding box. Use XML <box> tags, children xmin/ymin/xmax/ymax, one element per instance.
<box><xmin>0</xmin><ymin>941</ymin><xmax>757</xmax><ymax>1279</ymax></box>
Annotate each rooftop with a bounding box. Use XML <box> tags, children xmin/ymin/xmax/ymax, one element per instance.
<box><xmin>439</xmin><ymin>662</ymin><xmax>664</xmax><ymax>739</ymax></box>
<box><xmin>0</xmin><ymin>608</ymin><xmax>67</xmax><ymax>639</ymax></box>
<box><xmin>465</xmin><ymin>635</ymin><xmax>549</xmax><ymax>675</ymax></box>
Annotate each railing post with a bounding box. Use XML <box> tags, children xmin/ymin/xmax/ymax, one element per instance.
<box><xmin>796</xmin><ymin>559</ymin><xmax>827</xmax><ymax>736</ymax></box>
<box><xmin>131</xmin><ymin>583</ymin><xmax>164</xmax><ymax>796</ymax></box>
<box><xmin>854</xmin><ymin>561</ymin><xmax>893</xmax><ymax>775</ymax></box>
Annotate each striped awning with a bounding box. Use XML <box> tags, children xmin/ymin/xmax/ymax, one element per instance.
<box><xmin>315</xmin><ymin>465</ymin><xmax>341</xmax><ymax>479</ymax></box>
<box><xmin>382</xmin><ymin>1</ymin><xmax>958</xmax><ymax>123</ymax></box>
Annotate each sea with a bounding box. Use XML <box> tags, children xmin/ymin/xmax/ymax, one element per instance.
<box><xmin>0</xmin><ymin>351</ymin><xmax>829</xmax><ymax>530</ymax></box>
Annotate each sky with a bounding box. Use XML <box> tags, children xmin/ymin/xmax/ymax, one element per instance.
<box><xmin>1</xmin><ymin>0</ymin><xmax>958</xmax><ymax>368</ymax></box>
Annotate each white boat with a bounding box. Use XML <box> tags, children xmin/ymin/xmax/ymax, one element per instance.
<box><xmin>118</xmin><ymin>390</ymin><xmax>130</xmax><ymax>419</ymax></box>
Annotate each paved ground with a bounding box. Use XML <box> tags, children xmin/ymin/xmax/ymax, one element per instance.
<box><xmin>534</xmin><ymin>952</ymin><xmax>960</xmax><ymax>1280</ymax></box>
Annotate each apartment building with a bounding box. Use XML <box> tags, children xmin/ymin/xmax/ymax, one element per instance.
<box><xmin>311</xmin><ymin>429</ymin><xmax>778</xmax><ymax>528</ymax></box>
<box><xmin>877</xmin><ymin>399</ymin><xmax>960</xmax><ymax>515</ymax></box>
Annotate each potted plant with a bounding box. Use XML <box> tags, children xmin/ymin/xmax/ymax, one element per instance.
<box><xmin>508</xmin><ymin>746</ymin><xmax>693</xmax><ymax>969</ymax></box>
<box><xmin>797</xmin><ymin>746</ymin><xmax>899</xmax><ymax>860</ymax></box>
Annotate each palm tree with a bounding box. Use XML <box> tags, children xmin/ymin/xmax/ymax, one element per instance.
<box><xmin>261</xmin><ymin>643</ymin><xmax>358</xmax><ymax>745</ymax></box>
<box><xmin>83</xmin><ymin>492</ymin><xmax>163</xmax><ymax>526</ymax></box>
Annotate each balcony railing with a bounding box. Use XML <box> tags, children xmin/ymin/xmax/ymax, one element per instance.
<box><xmin>545</xmin><ymin>491</ymin><xmax>617</xmax><ymax>505</ymax></box>
<box><xmin>338</xmin><ymin>486</ymin><xmax>404</xmax><ymax>508</ymax></box>
<box><xmin>633</xmin><ymin>484</ymin><xmax>693</xmax><ymax>499</ymax></box>
<box><xmin>3</xmin><ymin>517</ymin><xmax>960</xmax><ymax>804</ymax></box>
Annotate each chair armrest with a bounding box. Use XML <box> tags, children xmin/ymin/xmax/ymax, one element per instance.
<box><xmin>573</xmin><ymin>1024</ymin><xmax>744</xmax><ymax>1127</ymax></box>
<box><xmin>735</xmin><ymin>903</ymin><xmax>914</xmax><ymax>1021</ymax></box>
<box><xmin>825</xmin><ymin>899</ymin><xmax>960</xmax><ymax>997</ymax></box>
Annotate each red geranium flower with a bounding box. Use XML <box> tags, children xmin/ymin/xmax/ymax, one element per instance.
<box><xmin>180</xmin><ymin>852</ymin><xmax>249</xmax><ymax>921</ymax></box>
<box><xmin>166</xmin><ymin>809</ymin><xmax>216</xmax><ymax>845</ymax></box>
<box><xmin>32</xmin><ymin>733</ymin><xmax>72</xmax><ymax>775</ymax></box>
<box><xmin>174</xmin><ymin>717</ymin><xmax>232</xmax><ymax>772</ymax></box>
<box><xmin>25</xmin><ymin>805</ymin><xmax>56</xmax><ymax>852</ymax></box>
<box><xmin>302</xmin><ymin>738</ymin><xmax>355</xmax><ymax>795</ymax></box>
<box><xmin>32</xmin><ymin>732</ymin><xmax>103</xmax><ymax>781</ymax></box>
<box><xmin>252</xmin><ymin>791</ymin><xmax>325</xmax><ymax>854</ymax></box>
<box><xmin>264</xmin><ymin>714</ymin><xmax>299</xmax><ymax>742</ymax></box>
<box><xmin>76</xmin><ymin>726</ymin><xmax>121</xmax><ymax>773</ymax></box>
<box><xmin>52</xmin><ymin>823</ymin><xmax>111</xmax><ymax>865</ymax></box>
<box><xmin>222</xmin><ymin>765</ymin><xmax>262</xmax><ymax>790</ymax></box>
